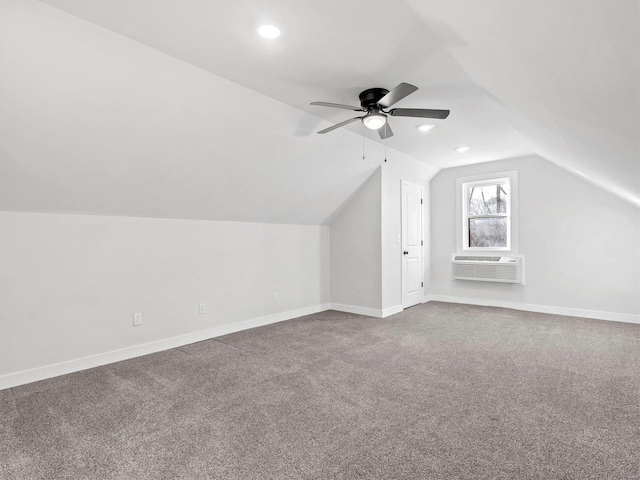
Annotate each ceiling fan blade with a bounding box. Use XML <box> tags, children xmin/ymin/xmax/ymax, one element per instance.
<box><xmin>388</xmin><ymin>108</ymin><xmax>450</xmax><ymax>119</ymax></box>
<box><xmin>377</xmin><ymin>83</ymin><xmax>418</xmax><ymax>108</ymax></box>
<box><xmin>378</xmin><ymin>123</ymin><xmax>393</xmax><ymax>139</ymax></box>
<box><xmin>311</xmin><ymin>101</ymin><xmax>364</xmax><ymax>111</ymax></box>
<box><xmin>317</xmin><ymin>117</ymin><xmax>362</xmax><ymax>134</ymax></box>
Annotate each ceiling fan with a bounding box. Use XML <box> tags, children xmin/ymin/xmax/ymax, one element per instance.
<box><xmin>310</xmin><ymin>82</ymin><xmax>450</xmax><ymax>139</ymax></box>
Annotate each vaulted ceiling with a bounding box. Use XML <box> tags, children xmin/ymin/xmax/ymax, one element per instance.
<box><xmin>409</xmin><ymin>0</ymin><xmax>640</xmax><ymax>207</ymax></box>
<box><xmin>42</xmin><ymin>0</ymin><xmax>539</xmax><ymax>168</ymax></box>
<box><xmin>1</xmin><ymin>0</ymin><xmax>638</xmax><ymax>223</ymax></box>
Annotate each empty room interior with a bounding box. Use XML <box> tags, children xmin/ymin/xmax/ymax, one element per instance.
<box><xmin>1</xmin><ymin>1</ymin><xmax>639</xmax><ymax>479</ymax></box>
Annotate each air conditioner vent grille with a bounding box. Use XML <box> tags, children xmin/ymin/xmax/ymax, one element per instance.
<box><xmin>453</xmin><ymin>256</ymin><xmax>502</xmax><ymax>262</ymax></box>
<box><xmin>451</xmin><ymin>255</ymin><xmax>524</xmax><ymax>284</ymax></box>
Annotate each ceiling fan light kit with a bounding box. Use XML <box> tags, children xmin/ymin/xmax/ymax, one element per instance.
<box><xmin>362</xmin><ymin>110</ymin><xmax>387</xmax><ymax>130</ymax></box>
<box><xmin>311</xmin><ymin>82</ymin><xmax>450</xmax><ymax>139</ymax></box>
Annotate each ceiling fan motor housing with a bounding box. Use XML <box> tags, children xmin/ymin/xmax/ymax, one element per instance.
<box><xmin>359</xmin><ymin>88</ymin><xmax>389</xmax><ymax>109</ymax></box>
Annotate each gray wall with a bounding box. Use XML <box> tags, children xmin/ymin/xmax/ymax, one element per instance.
<box><xmin>330</xmin><ymin>168</ymin><xmax>382</xmax><ymax>310</ymax></box>
<box><xmin>430</xmin><ymin>155</ymin><xmax>640</xmax><ymax>317</ymax></box>
<box><xmin>0</xmin><ymin>212</ymin><xmax>330</xmax><ymax>378</ymax></box>
<box><xmin>381</xmin><ymin>156</ymin><xmax>438</xmax><ymax>311</ymax></box>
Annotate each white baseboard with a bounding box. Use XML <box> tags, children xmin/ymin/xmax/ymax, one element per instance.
<box><xmin>426</xmin><ymin>295</ymin><xmax>640</xmax><ymax>324</ymax></box>
<box><xmin>330</xmin><ymin>303</ymin><xmax>383</xmax><ymax>318</ymax></box>
<box><xmin>0</xmin><ymin>303</ymin><xmax>331</xmax><ymax>390</ymax></box>
<box><xmin>329</xmin><ymin>304</ymin><xmax>404</xmax><ymax>319</ymax></box>
<box><xmin>6</xmin><ymin>296</ymin><xmax>634</xmax><ymax>390</ymax></box>
<box><xmin>382</xmin><ymin>305</ymin><xmax>403</xmax><ymax>318</ymax></box>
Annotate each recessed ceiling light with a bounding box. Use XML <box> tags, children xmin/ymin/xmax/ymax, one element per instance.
<box><xmin>418</xmin><ymin>124</ymin><xmax>434</xmax><ymax>132</ymax></box>
<box><xmin>258</xmin><ymin>24</ymin><xmax>281</xmax><ymax>39</ymax></box>
<box><xmin>455</xmin><ymin>146</ymin><xmax>470</xmax><ymax>153</ymax></box>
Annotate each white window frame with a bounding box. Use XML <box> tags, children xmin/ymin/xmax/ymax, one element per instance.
<box><xmin>456</xmin><ymin>170</ymin><xmax>518</xmax><ymax>254</ymax></box>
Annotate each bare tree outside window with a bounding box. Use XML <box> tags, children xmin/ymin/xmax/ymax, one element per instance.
<box><xmin>466</xmin><ymin>182</ymin><xmax>509</xmax><ymax>248</ymax></box>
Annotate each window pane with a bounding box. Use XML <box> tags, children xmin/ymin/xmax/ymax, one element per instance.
<box><xmin>468</xmin><ymin>184</ymin><xmax>508</xmax><ymax>215</ymax></box>
<box><xmin>469</xmin><ymin>217</ymin><xmax>507</xmax><ymax>248</ymax></box>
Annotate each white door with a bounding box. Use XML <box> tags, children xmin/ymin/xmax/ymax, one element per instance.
<box><xmin>402</xmin><ymin>181</ymin><xmax>423</xmax><ymax>309</ymax></box>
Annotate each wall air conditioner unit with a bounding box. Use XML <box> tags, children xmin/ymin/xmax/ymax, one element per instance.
<box><xmin>451</xmin><ymin>255</ymin><xmax>524</xmax><ymax>284</ymax></box>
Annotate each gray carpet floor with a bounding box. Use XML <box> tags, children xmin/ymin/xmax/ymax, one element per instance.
<box><xmin>1</xmin><ymin>302</ymin><xmax>639</xmax><ymax>479</ymax></box>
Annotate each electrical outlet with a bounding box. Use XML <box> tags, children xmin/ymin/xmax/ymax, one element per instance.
<box><xmin>199</xmin><ymin>303</ymin><xmax>206</xmax><ymax>314</ymax></box>
<box><xmin>274</xmin><ymin>292</ymin><xmax>279</xmax><ymax>302</ymax></box>
<box><xmin>133</xmin><ymin>313</ymin><xmax>142</xmax><ymax>326</ymax></box>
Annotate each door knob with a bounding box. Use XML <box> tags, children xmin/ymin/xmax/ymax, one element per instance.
<box><xmin>403</xmin><ymin>251</ymin><xmax>409</xmax><ymax>255</ymax></box>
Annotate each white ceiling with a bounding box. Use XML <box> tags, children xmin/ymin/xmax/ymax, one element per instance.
<box><xmin>40</xmin><ymin>0</ymin><xmax>533</xmax><ymax>170</ymax></box>
<box><xmin>409</xmin><ymin>0</ymin><xmax>640</xmax><ymax>207</ymax></box>
<box><xmin>41</xmin><ymin>0</ymin><xmax>639</xmax><ymax>207</ymax></box>
<box><xmin>2</xmin><ymin>0</ymin><xmax>638</xmax><ymax>222</ymax></box>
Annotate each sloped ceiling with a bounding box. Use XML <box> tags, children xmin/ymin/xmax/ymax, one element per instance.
<box><xmin>1</xmin><ymin>0</ymin><xmax>637</xmax><ymax>225</ymax></box>
<box><xmin>0</xmin><ymin>1</ymin><xmax>412</xmax><ymax>225</ymax></box>
<box><xmin>409</xmin><ymin>0</ymin><xmax>640</xmax><ymax>207</ymax></box>
<box><xmin>37</xmin><ymin>0</ymin><xmax>534</xmax><ymax>169</ymax></box>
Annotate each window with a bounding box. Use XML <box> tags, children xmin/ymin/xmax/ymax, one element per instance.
<box><xmin>464</xmin><ymin>178</ymin><xmax>510</xmax><ymax>249</ymax></box>
<box><xmin>457</xmin><ymin>171</ymin><xmax>517</xmax><ymax>252</ymax></box>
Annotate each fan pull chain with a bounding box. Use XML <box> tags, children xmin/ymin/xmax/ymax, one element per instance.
<box><xmin>384</xmin><ymin>124</ymin><xmax>387</xmax><ymax>162</ymax></box>
<box><xmin>362</xmin><ymin>126</ymin><xmax>365</xmax><ymax>160</ymax></box>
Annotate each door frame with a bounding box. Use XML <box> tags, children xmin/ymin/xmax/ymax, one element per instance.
<box><xmin>401</xmin><ymin>180</ymin><xmax>424</xmax><ymax>309</ymax></box>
